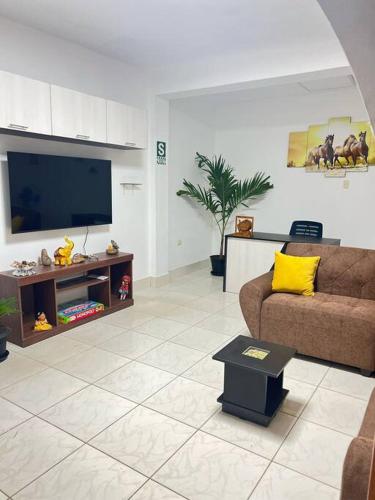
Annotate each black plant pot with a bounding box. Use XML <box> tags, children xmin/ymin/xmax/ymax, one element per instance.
<box><xmin>0</xmin><ymin>326</ymin><xmax>10</xmax><ymax>362</ymax></box>
<box><xmin>210</xmin><ymin>255</ymin><xmax>225</xmax><ymax>277</ymax></box>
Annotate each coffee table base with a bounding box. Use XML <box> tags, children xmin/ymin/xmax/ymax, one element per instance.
<box><xmin>217</xmin><ymin>388</ymin><xmax>289</xmax><ymax>427</ymax></box>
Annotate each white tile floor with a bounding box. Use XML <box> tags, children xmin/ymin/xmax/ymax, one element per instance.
<box><xmin>0</xmin><ymin>265</ymin><xmax>374</xmax><ymax>499</ymax></box>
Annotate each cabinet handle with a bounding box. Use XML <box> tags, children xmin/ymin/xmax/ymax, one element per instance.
<box><xmin>125</xmin><ymin>142</ymin><xmax>136</xmax><ymax>146</ymax></box>
<box><xmin>76</xmin><ymin>134</ymin><xmax>90</xmax><ymax>140</ymax></box>
<box><xmin>8</xmin><ymin>123</ymin><xmax>29</xmax><ymax>130</ymax></box>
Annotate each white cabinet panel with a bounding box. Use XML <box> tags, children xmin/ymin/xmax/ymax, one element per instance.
<box><xmin>51</xmin><ymin>85</ymin><xmax>106</xmax><ymax>143</ymax></box>
<box><xmin>225</xmin><ymin>238</ymin><xmax>283</xmax><ymax>293</ymax></box>
<box><xmin>0</xmin><ymin>71</ymin><xmax>51</xmax><ymax>134</ymax></box>
<box><xmin>107</xmin><ymin>100</ymin><xmax>147</xmax><ymax>148</ymax></box>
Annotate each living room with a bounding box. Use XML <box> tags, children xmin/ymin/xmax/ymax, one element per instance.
<box><xmin>0</xmin><ymin>1</ymin><xmax>374</xmax><ymax>499</ymax></box>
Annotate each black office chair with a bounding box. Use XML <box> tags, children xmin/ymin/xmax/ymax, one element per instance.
<box><xmin>289</xmin><ymin>220</ymin><xmax>323</xmax><ymax>239</ymax></box>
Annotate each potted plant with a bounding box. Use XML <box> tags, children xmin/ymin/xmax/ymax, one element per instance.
<box><xmin>0</xmin><ymin>297</ymin><xmax>17</xmax><ymax>362</ymax></box>
<box><xmin>177</xmin><ymin>153</ymin><xmax>273</xmax><ymax>276</ymax></box>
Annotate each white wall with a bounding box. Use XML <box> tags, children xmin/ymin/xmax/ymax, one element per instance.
<box><xmin>214</xmin><ymin>87</ymin><xmax>375</xmax><ymax>249</ymax></box>
<box><xmin>0</xmin><ymin>17</ymin><xmax>151</xmax><ymax>280</ymax></box>
<box><xmin>168</xmin><ymin>103</ymin><xmax>215</xmax><ymax>270</ymax></box>
<box><xmin>318</xmin><ymin>0</ymin><xmax>375</xmax><ymax>131</ymax></box>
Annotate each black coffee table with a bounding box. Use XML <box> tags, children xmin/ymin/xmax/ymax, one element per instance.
<box><xmin>213</xmin><ymin>335</ymin><xmax>296</xmax><ymax>426</ymax></box>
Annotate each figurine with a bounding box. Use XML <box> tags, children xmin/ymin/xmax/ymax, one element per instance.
<box><xmin>40</xmin><ymin>249</ymin><xmax>52</xmax><ymax>266</ymax></box>
<box><xmin>233</xmin><ymin>216</ymin><xmax>254</xmax><ymax>238</ymax></box>
<box><xmin>33</xmin><ymin>311</ymin><xmax>52</xmax><ymax>331</ymax></box>
<box><xmin>11</xmin><ymin>260</ymin><xmax>37</xmax><ymax>277</ymax></box>
<box><xmin>106</xmin><ymin>240</ymin><xmax>119</xmax><ymax>255</ymax></box>
<box><xmin>72</xmin><ymin>253</ymin><xmax>86</xmax><ymax>264</ymax></box>
<box><xmin>54</xmin><ymin>236</ymin><xmax>74</xmax><ymax>266</ymax></box>
<box><xmin>118</xmin><ymin>275</ymin><xmax>131</xmax><ymax>300</ymax></box>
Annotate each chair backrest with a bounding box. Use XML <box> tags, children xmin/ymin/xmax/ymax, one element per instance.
<box><xmin>289</xmin><ymin>220</ymin><xmax>323</xmax><ymax>238</ymax></box>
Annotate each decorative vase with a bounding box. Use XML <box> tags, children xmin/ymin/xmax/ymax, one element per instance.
<box><xmin>210</xmin><ymin>255</ymin><xmax>225</xmax><ymax>277</ymax></box>
<box><xmin>0</xmin><ymin>326</ymin><xmax>10</xmax><ymax>362</ymax></box>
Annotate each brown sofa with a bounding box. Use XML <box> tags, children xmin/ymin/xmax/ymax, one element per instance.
<box><xmin>341</xmin><ymin>388</ymin><xmax>375</xmax><ymax>500</ymax></box>
<box><xmin>239</xmin><ymin>243</ymin><xmax>375</xmax><ymax>375</ymax></box>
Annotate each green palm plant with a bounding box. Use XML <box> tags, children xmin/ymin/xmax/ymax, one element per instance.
<box><xmin>177</xmin><ymin>153</ymin><xmax>273</xmax><ymax>257</ymax></box>
<box><xmin>0</xmin><ymin>297</ymin><xmax>17</xmax><ymax>320</ymax></box>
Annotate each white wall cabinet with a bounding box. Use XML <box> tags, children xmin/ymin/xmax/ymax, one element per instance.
<box><xmin>0</xmin><ymin>71</ymin><xmax>147</xmax><ymax>149</ymax></box>
<box><xmin>107</xmin><ymin>100</ymin><xmax>147</xmax><ymax>148</ymax></box>
<box><xmin>51</xmin><ymin>85</ymin><xmax>107</xmax><ymax>143</ymax></box>
<box><xmin>0</xmin><ymin>70</ymin><xmax>51</xmax><ymax>135</ymax></box>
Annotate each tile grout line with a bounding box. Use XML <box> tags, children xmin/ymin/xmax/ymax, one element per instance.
<box><xmin>3</xmin><ymin>277</ymin><xmax>370</xmax><ymax>498</ymax></box>
<box><xmin>9</xmin><ymin>442</ymin><xmax>87</xmax><ymax>498</ymax></box>
<box><xmin>1</xmin><ymin>275</ymin><xmax>226</xmax><ymax>496</ymax></box>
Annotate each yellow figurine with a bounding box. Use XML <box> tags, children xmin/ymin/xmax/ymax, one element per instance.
<box><xmin>54</xmin><ymin>236</ymin><xmax>74</xmax><ymax>266</ymax></box>
<box><xmin>34</xmin><ymin>312</ymin><xmax>52</xmax><ymax>331</ymax></box>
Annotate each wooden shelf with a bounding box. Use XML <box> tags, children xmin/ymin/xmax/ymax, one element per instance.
<box><xmin>0</xmin><ymin>252</ymin><xmax>133</xmax><ymax>347</ymax></box>
<box><xmin>56</xmin><ymin>276</ymin><xmax>109</xmax><ymax>292</ymax></box>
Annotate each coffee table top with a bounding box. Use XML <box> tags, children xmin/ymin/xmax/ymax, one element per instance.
<box><xmin>213</xmin><ymin>335</ymin><xmax>296</xmax><ymax>378</ymax></box>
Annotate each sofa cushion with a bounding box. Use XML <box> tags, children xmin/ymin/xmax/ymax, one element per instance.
<box><xmin>359</xmin><ymin>388</ymin><xmax>375</xmax><ymax>440</ymax></box>
<box><xmin>272</xmin><ymin>251</ymin><xmax>320</xmax><ymax>296</ymax></box>
<box><xmin>286</xmin><ymin>243</ymin><xmax>375</xmax><ymax>300</ymax></box>
<box><xmin>260</xmin><ymin>292</ymin><xmax>375</xmax><ymax>370</ymax></box>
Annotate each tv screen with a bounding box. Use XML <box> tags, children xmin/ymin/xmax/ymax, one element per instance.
<box><xmin>7</xmin><ymin>152</ymin><xmax>112</xmax><ymax>234</ymax></box>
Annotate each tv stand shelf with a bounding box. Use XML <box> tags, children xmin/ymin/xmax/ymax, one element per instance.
<box><xmin>0</xmin><ymin>252</ymin><xmax>133</xmax><ymax>347</ymax></box>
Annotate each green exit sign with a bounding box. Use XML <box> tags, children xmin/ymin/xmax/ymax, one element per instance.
<box><xmin>156</xmin><ymin>141</ymin><xmax>167</xmax><ymax>165</ymax></box>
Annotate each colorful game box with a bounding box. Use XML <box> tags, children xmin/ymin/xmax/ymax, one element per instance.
<box><xmin>58</xmin><ymin>299</ymin><xmax>104</xmax><ymax>324</ymax></box>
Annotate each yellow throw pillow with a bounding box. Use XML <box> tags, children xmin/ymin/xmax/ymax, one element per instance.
<box><xmin>272</xmin><ymin>251</ymin><xmax>320</xmax><ymax>296</ymax></box>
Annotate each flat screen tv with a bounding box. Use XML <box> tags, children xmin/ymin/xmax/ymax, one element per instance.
<box><xmin>7</xmin><ymin>152</ymin><xmax>112</xmax><ymax>234</ymax></box>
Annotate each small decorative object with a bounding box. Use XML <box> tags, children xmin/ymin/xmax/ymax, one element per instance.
<box><xmin>119</xmin><ymin>275</ymin><xmax>131</xmax><ymax>300</ymax></box>
<box><xmin>54</xmin><ymin>236</ymin><xmax>74</xmax><ymax>266</ymax></box>
<box><xmin>0</xmin><ymin>297</ymin><xmax>17</xmax><ymax>362</ymax></box>
<box><xmin>33</xmin><ymin>311</ymin><xmax>52</xmax><ymax>331</ymax></box>
<box><xmin>177</xmin><ymin>153</ymin><xmax>273</xmax><ymax>276</ymax></box>
<box><xmin>106</xmin><ymin>240</ymin><xmax>119</xmax><ymax>255</ymax></box>
<box><xmin>242</xmin><ymin>346</ymin><xmax>270</xmax><ymax>360</ymax></box>
<box><xmin>72</xmin><ymin>253</ymin><xmax>87</xmax><ymax>264</ymax></box>
<box><xmin>233</xmin><ymin>216</ymin><xmax>254</xmax><ymax>238</ymax></box>
<box><xmin>11</xmin><ymin>260</ymin><xmax>37</xmax><ymax>277</ymax></box>
<box><xmin>40</xmin><ymin>249</ymin><xmax>52</xmax><ymax>266</ymax></box>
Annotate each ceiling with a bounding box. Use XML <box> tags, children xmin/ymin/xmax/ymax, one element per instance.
<box><xmin>0</xmin><ymin>0</ymin><xmax>344</xmax><ymax>69</ymax></box>
<box><xmin>170</xmin><ymin>74</ymin><xmax>356</xmax><ymax>105</ymax></box>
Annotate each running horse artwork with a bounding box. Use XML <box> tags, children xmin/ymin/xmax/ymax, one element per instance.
<box><xmin>350</xmin><ymin>131</ymin><xmax>369</xmax><ymax>166</ymax></box>
<box><xmin>307</xmin><ymin>134</ymin><xmax>334</xmax><ymax>169</ymax></box>
<box><xmin>333</xmin><ymin>134</ymin><xmax>356</xmax><ymax>167</ymax></box>
<box><xmin>286</xmin><ymin>115</ymin><xmax>374</xmax><ymax>175</ymax></box>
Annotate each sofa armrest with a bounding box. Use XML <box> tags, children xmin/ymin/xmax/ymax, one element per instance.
<box><xmin>239</xmin><ymin>271</ymin><xmax>273</xmax><ymax>339</ymax></box>
<box><xmin>340</xmin><ymin>436</ymin><xmax>372</xmax><ymax>500</ymax></box>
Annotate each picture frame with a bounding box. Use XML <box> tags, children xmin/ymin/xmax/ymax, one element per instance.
<box><xmin>233</xmin><ymin>215</ymin><xmax>254</xmax><ymax>238</ymax></box>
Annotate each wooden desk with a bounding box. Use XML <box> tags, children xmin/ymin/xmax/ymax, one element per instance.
<box><xmin>224</xmin><ymin>232</ymin><xmax>340</xmax><ymax>293</ymax></box>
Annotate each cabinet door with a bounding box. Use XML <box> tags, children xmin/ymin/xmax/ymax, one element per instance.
<box><xmin>51</xmin><ymin>85</ymin><xmax>106</xmax><ymax>143</ymax></box>
<box><xmin>107</xmin><ymin>100</ymin><xmax>147</xmax><ymax>148</ymax></box>
<box><xmin>131</xmin><ymin>106</ymin><xmax>147</xmax><ymax>149</ymax></box>
<box><xmin>106</xmin><ymin>100</ymin><xmax>127</xmax><ymax>146</ymax></box>
<box><xmin>0</xmin><ymin>71</ymin><xmax>51</xmax><ymax>134</ymax></box>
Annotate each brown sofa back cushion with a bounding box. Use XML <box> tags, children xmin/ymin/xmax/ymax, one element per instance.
<box><xmin>286</xmin><ymin>243</ymin><xmax>375</xmax><ymax>300</ymax></box>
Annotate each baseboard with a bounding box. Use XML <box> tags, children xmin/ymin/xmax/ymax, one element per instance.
<box><xmin>132</xmin><ymin>276</ymin><xmax>152</xmax><ymax>291</ymax></box>
<box><xmin>169</xmin><ymin>259</ymin><xmax>210</xmax><ymax>282</ymax></box>
<box><xmin>133</xmin><ymin>258</ymin><xmax>210</xmax><ymax>290</ymax></box>
<box><xmin>150</xmin><ymin>274</ymin><xmax>170</xmax><ymax>288</ymax></box>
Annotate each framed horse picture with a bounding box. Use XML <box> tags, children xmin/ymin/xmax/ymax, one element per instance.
<box><xmin>286</xmin><ymin>116</ymin><xmax>375</xmax><ymax>176</ymax></box>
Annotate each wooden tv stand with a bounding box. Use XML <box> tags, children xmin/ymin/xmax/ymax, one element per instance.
<box><xmin>0</xmin><ymin>252</ymin><xmax>133</xmax><ymax>347</ymax></box>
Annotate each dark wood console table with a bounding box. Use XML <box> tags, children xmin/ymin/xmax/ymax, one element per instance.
<box><xmin>0</xmin><ymin>252</ymin><xmax>133</xmax><ymax>347</ymax></box>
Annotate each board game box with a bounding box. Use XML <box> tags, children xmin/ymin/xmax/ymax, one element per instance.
<box><xmin>58</xmin><ymin>299</ymin><xmax>104</xmax><ymax>324</ymax></box>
